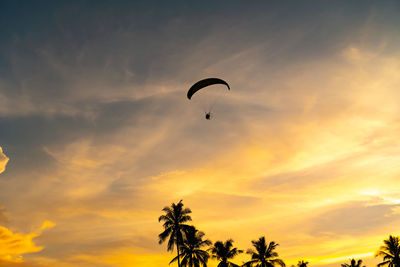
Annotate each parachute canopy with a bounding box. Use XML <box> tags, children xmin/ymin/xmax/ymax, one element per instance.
<box><xmin>187</xmin><ymin>78</ymin><xmax>230</xmax><ymax>100</ymax></box>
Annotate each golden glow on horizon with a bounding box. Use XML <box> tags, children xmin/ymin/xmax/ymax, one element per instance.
<box><xmin>313</xmin><ymin>252</ymin><xmax>374</xmax><ymax>264</ymax></box>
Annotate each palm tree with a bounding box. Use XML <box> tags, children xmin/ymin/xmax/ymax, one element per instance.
<box><xmin>341</xmin><ymin>259</ymin><xmax>365</xmax><ymax>267</ymax></box>
<box><xmin>297</xmin><ymin>260</ymin><xmax>309</xmax><ymax>267</ymax></box>
<box><xmin>159</xmin><ymin>200</ymin><xmax>193</xmax><ymax>267</ymax></box>
<box><xmin>209</xmin><ymin>239</ymin><xmax>243</xmax><ymax>267</ymax></box>
<box><xmin>376</xmin><ymin>235</ymin><xmax>400</xmax><ymax>267</ymax></box>
<box><xmin>170</xmin><ymin>226</ymin><xmax>211</xmax><ymax>267</ymax></box>
<box><xmin>245</xmin><ymin>236</ymin><xmax>285</xmax><ymax>267</ymax></box>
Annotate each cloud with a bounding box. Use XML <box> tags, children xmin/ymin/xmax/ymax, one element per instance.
<box><xmin>0</xmin><ymin>147</ymin><xmax>9</xmax><ymax>174</ymax></box>
<box><xmin>0</xmin><ymin>221</ymin><xmax>54</xmax><ymax>264</ymax></box>
<box><xmin>309</xmin><ymin>201</ymin><xmax>400</xmax><ymax>237</ymax></box>
<box><xmin>0</xmin><ymin>206</ymin><xmax>8</xmax><ymax>224</ymax></box>
<box><xmin>0</xmin><ymin>260</ymin><xmax>42</xmax><ymax>267</ymax></box>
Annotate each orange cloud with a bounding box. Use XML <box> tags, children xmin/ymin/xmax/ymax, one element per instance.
<box><xmin>0</xmin><ymin>147</ymin><xmax>9</xmax><ymax>174</ymax></box>
<box><xmin>0</xmin><ymin>221</ymin><xmax>55</xmax><ymax>264</ymax></box>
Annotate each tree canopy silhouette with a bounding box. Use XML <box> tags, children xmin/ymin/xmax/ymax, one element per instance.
<box><xmin>297</xmin><ymin>260</ymin><xmax>309</xmax><ymax>267</ymax></box>
<box><xmin>209</xmin><ymin>239</ymin><xmax>243</xmax><ymax>267</ymax></box>
<box><xmin>159</xmin><ymin>200</ymin><xmax>193</xmax><ymax>267</ymax></box>
<box><xmin>341</xmin><ymin>259</ymin><xmax>365</xmax><ymax>267</ymax></box>
<box><xmin>170</xmin><ymin>226</ymin><xmax>211</xmax><ymax>267</ymax></box>
<box><xmin>245</xmin><ymin>236</ymin><xmax>285</xmax><ymax>267</ymax></box>
<box><xmin>376</xmin><ymin>235</ymin><xmax>400</xmax><ymax>267</ymax></box>
<box><xmin>157</xmin><ymin>202</ymin><xmax>400</xmax><ymax>267</ymax></box>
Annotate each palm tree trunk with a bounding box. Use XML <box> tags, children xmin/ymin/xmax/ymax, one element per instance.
<box><xmin>177</xmin><ymin>239</ymin><xmax>181</xmax><ymax>267</ymax></box>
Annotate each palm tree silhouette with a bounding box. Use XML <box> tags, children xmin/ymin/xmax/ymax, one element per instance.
<box><xmin>341</xmin><ymin>259</ymin><xmax>365</xmax><ymax>267</ymax></box>
<box><xmin>245</xmin><ymin>236</ymin><xmax>285</xmax><ymax>267</ymax></box>
<box><xmin>297</xmin><ymin>260</ymin><xmax>309</xmax><ymax>267</ymax></box>
<box><xmin>170</xmin><ymin>226</ymin><xmax>211</xmax><ymax>267</ymax></box>
<box><xmin>159</xmin><ymin>200</ymin><xmax>192</xmax><ymax>267</ymax></box>
<box><xmin>209</xmin><ymin>239</ymin><xmax>243</xmax><ymax>267</ymax></box>
<box><xmin>376</xmin><ymin>235</ymin><xmax>400</xmax><ymax>267</ymax></box>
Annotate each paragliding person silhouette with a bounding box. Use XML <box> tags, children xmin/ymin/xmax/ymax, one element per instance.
<box><xmin>187</xmin><ymin>78</ymin><xmax>230</xmax><ymax>120</ymax></box>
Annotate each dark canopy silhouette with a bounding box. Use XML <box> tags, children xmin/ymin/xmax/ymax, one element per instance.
<box><xmin>245</xmin><ymin>236</ymin><xmax>285</xmax><ymax>267</ymax></box>
<box><xmin>209</xmin><ymin>239</ymin><xmax>243</xmax><ymax>267</ymax></box>
<box><xmin>376</xmin><ymin>235</ymin><xmax>400</xmax><ymax>267</ymax></box>
<box><xmin>297</xmin><ymin>260</ymin><xmax>309</xmax><ymax>267</ymax></box>
<box><xmin>170</xmin><ymin>226</ymin><xmax>211</xmax><ymax>267</ymax></box>
<box><xmin>159</xmin><ymin>200</ymin><xmax>192</xmax><ymax>267</ymax></box>
<box><xmin>341</xmin><ymin>259</ymin><xmax>365</xmax><ymax>267</ymax></box>
<box><xmin>187</xmin><ymin>78</ymin><xmax>230</xmax><ymax>100</ymax></box>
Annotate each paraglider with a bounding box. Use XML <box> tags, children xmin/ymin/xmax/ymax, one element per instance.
<box><xmin>187</xmin><ymin>78</ymin><xmax>230</xmax><ymax>120</ymax></box>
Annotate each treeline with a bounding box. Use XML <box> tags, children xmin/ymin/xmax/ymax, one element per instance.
<box><xmin>158</xmin><ymin>200</ymin><xmax>400</xmax><ymax>267</ymax></box>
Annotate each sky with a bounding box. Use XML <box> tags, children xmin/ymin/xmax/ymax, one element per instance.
<box><xmin>1</xmin><ymin>0</ymin><xmax>400</xmax><ymax>266</ymax></box>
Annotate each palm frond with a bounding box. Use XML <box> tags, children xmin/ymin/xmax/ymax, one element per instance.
<box><xmin>158</xmin><ymin>227</ymin><xmax>172</xmax><ymax>244</ymax></box>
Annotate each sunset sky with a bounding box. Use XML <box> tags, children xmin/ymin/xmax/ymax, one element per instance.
<box><xmin>1</xmin><ymin>1</ymin><xmax>400</xmax><ymax>266</ymax></box>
